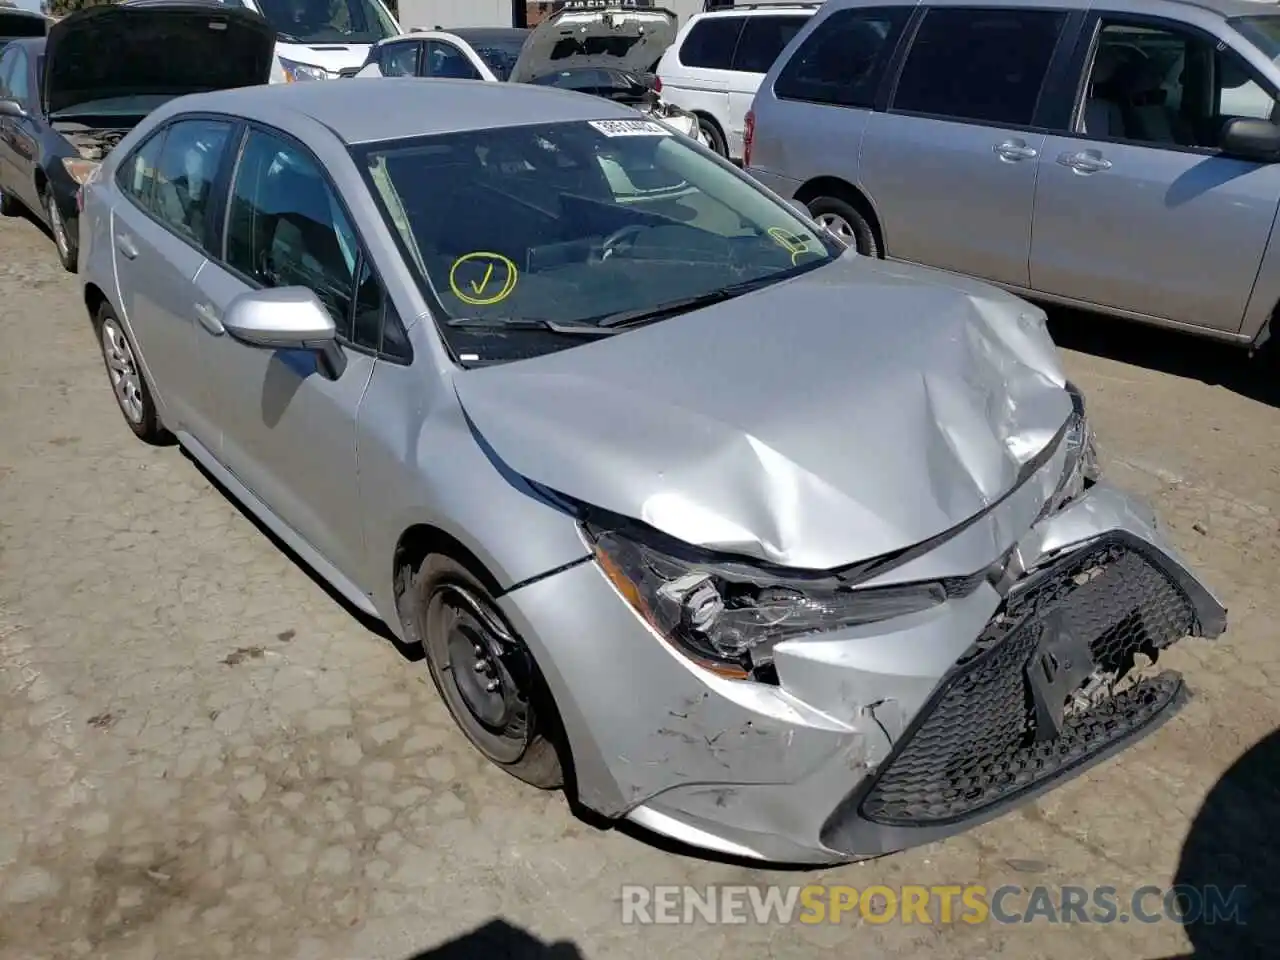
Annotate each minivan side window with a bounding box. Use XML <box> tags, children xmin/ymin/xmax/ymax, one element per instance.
<box><xmin>773</xmin><ymin>7</ymin><xmax>912</xmax><ymax>108</ymax></box>
<box><xmin>150</xmin><ymin>119</ymin><xmax>235</xmax><ymax>246</ymax></box>
<box><xmin>891</xmin><ymin>7</ymin><xmax>1068</xmax><ymax>127</ymax></box>
<box><xmin>731</xmin><ymin>15</ymin><xmax>810</xmax><ymax>74</ymax></box>
<box><xmin>679</xmin><ymin>16</ymin><xmax>745</xmax><ymax>70</ymax></box>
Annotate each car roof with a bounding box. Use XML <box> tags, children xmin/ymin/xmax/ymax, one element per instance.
<box><xmin>181</xmin><ymin>77</ymin><xmax>640</xmax><ymax>145</ymax></box>
<box><xmin>694</xmin><ymin>2</ymin><xmax>821</xmax><ymax>17</ymax></box>
<box><xmin>815</xmin><ymin>0</ymin><xmax>1280</xmax><ymax>19</ymax></box>
<box><xmin>446</xmin><ymin>27</ymin><xmax>530</xmax><ymax>41</ymax></box>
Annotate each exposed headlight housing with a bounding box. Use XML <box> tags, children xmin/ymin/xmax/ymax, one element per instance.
<box><xmin>62</xmin><ymin>157</ymin><xmax>100</xmax><ymax>185</ymax></box>
<box><xmin>581</xmin><ymin>519</ymin><xmax>966</xmax><ymax>680</ymax></box>
<box><xmin>1044</xmin><ymin>381</ymin><xmax>1100</xmax><ymax>516</ymax></box>
<box><xmin>279</xmin><ymin>57</ymin><xmax>332</xmax><ymax>82</ymax></box>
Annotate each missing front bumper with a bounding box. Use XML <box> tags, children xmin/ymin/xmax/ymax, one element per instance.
<box><xmin>820</xmin><ymin>531</ymin><xmax>1206</xmax><ymax>855</ymax></box>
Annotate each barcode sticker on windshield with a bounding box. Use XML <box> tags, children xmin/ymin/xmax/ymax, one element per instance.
<box><xmin>589</xmin><ymin>119</ymin><xmax>671</xmax><ymax>138</ymax></box>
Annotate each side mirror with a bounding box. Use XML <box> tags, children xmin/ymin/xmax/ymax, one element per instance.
<box><xmin>0</xmin><ymin>98</ymin><xmax>27</xmax><ymax>119</ymax></box>
<box><xmin>1220</xmin><ymin>117</ymin><xmax>1280</xmax><ymax>162</ymax></box>
<box><xmin>222</xmin><ymin>286</ymin><xmax>348</xmax><ymax>380</ymax></box>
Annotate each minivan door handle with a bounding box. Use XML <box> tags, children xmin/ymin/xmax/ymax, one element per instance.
<box><xmin>1058</xmin><ymin>150</ymin><xmax>1113</xmax><ymax>174</ymax></box>
<box><xmin>994</xmin><ymin>139</ymin><xmax>1038</xmax><ymax>162</ymax></box>
<box><xmin>115</xmin><ymin>232</ymin><xmax>139</xmax><ymax>259</ymax></box>
<box><xmin>193</xmin><ymin>302</ymin><xmax>224</xmax><ymax>336</ymax></box>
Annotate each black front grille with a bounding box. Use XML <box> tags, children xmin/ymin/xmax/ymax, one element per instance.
<box><xmin>856</xmin><ymin>536</ymin><xmax>1197</xmax><ymax>828</ymax></box>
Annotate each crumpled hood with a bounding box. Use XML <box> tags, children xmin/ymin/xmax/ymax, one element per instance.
<box><xmin>454</xmin><ymin>255</ymin><xmax>1073</xmax><ymax>570</ymax></box>
<box><xmin>508</xmin><ymin>6</ymin><xmax>677</xmax><ymax>84</ymax></box>
<box><xmin>44</xmin><ymin>2</ymin><xmax>275</xmax><ymax>117</ymax></box>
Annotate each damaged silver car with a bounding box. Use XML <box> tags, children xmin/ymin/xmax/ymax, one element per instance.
<box><xmin>79</xmin><ymin>78</ymin><xmax>1227</xmax><ymax>865</ymax></box>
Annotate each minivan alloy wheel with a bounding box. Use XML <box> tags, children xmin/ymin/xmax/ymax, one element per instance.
<box><xmin>101</xmin><ymin>316</ymin><xmax>145</xmax><ymax>425</ymax></box>
<box><xmin>815</xmin><ymin>212</ymin><xmax>857</xmax><ymax>242</ymax></box>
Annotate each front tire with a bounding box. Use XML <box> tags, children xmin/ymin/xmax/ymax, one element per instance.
<box><xmin>404</xmin><ymin>554</ymin><xmax>565</xmax><ymax>790</ymax></box>
<box><xmin>45</xmin><ymin>189</ymin><xmax>77</xmax><ymax>273</ymax></box>
<box><xmin>94</xmin><ymin>302</ymin><xmax>170</xmax><ymax>445</ymax></box>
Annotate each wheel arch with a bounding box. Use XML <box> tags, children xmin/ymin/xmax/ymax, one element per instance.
<box><xmin>793</xmin><ymin>176</ymin><xmax>886</xmax><ymax>254</ymax></box>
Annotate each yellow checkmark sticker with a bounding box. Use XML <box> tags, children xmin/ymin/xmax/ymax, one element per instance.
<box><xmin>449</xmin><ymin>252</ymin><xmax>518</xmax><ymax>306</ymax></box>
<box><xmin>768</xmin><ymin>226</ymin><xmax>816</xmax><ymax>267</ymax></box>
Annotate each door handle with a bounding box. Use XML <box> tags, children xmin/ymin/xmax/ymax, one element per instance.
<box><xmin>193</xmin><ymin>302</ymin><xmax>224</xmax><ymax>336</ymax></box>
<box><xmin>1057</xmin><ymin>151</ymin><xmax>1112</xmax><ymax>174</ymax></box>
<box><xmin>994</xmin><ymin>140</ymin><xmax>1038</xmax><ymax>162</ymax></box>
<box><xmin>115</xmin><ymin>233</ymin><xmax>138</xmax><ymax>259</ymax></box>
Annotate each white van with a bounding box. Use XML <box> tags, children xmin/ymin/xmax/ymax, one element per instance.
<box><xmin>219</xmin><ymin>0</ymin><xmax>403</xmax><ymax>81</ymax></box>
<box><xmin>654</xmin><ymin>1</ymin><xmax>818</xmax><ymax>160</ymax></box>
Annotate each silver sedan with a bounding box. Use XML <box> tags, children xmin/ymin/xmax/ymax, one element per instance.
<box><xmin>78</xmin><ymin>77</ymin><xmax>1226</xmax><ymax>865</ymax></box>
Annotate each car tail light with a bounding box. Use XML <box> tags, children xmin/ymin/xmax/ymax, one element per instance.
<box><xmin>653</xmin><ymin>74</ymin><xmax>663</xmax><ymax>93</ymax></box>
<box><xmin>743</xmin><ymin>109</ymin><xmax>756</xmax><ymax>167</ymax></box>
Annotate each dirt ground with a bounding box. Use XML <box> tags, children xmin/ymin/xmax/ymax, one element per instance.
<box><xmin>0</xmin><ymin>209</ymin><xmax>1276</xmax><ymax>960</ymax></box>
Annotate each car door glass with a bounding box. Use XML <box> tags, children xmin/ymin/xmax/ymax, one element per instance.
<box><xmin>6</xmin><ymin>49</ymin><xmax>27</xmax><ymax>102</ymax></box>
<box><xmin>379</xmin><ymin>40</ymin><xmax>419</xmax><ymax>77</ymax></box>
<box><xmin>730</xmin><ymin>15</ymin><xmax>808</xmax><ymax>74</ymax></box>
<box><xmin>151</xmin><ymin>119</ymin><xmax>234</xmax><ymax>246</ymax></box>
<box><xmin>0</xmin><ymin>49</ymin><xmax>16</xmax><ymax>99</ymax></box>
<box><xmin>117</xmin><ymin>129</ymin><xmax>168</xmax><ymax>210</ymax></box>
<box><xmin>679</xmin><ymin>17</ymin><xmax>744</xmax><ymax>70</ymax></box>
<box><xmin>224</xmin><ymin>130</ymin><xmax>359</xmax><ymax>340</ymax></box>
<box><xmin>351</xmin><ymin>256</ymin><xmax>384</xmax><ymax>351</ymax></box>
<box><xmin>892</xmin><ymin>8</ymin><xmax>1068</xmax><ymax>126</ymax></box>
<box><xmin>1216</xmin><ymin>49</ymin><xmax>1278</xmax><ymax>124</ymax></box>
<box><xmin>773</xmin><ymin>7</ymin><xmax>911</xmax><ymax>108</ymax></box>
<box><xmin>424</xmin><ymin>41</ymin><xmax>481</xmax><ymax>79</ymax></box>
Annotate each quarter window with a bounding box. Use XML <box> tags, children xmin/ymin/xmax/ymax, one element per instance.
<box><xmin>773</xmin><ymin>7</ymin><xmax>911</xmax><ymax>108</ymax></box>
<box><xmin>423</xmin><ymin>41</ymin><xmax>482</xmax><ymax>79</ymax></box>
<box><xmin>730</xmin><ymin>15</ymin><xmax>810</xmax><ymax>74</ymax></box>
<box><xmin>225</xmin><ymin>130</ymin><xmax>362</xmax><ymax>341</ymax></box>
<box><xmin>150</xmin><ymin>119</ymin><xmax>234</xmax><ymax>246</ymax></box>
<box><xmin>5</xmin><ymin>49</ymin><xmax>28</xmax><ymax>102</ymax></box>
<box><xmin>679</xmin><ymin>17</ymin><xmax>744</xmax><ymax>71</ymax></box>
<box><xmin>379</xmin><ymin>40</ymin><xmax>420</xmax><ymax>77</ymax></box>
<box><xmin>891</xmin><ymin>8</ymin><xmax>1068</xmax><ymax>126</ymax></box>
<box><xmin>117</xmin><ymin>129</ymin><xmax>168</xmax><ymax>209</ymax></box>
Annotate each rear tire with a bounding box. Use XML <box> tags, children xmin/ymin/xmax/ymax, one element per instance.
<box><xmin>806</xmin><ymin>195</ymin><xmax>881</xmax><ymax>258</ymax></box>
<box><xmin>94</xmin><ymin>302</ymin><xmax>171</xmax><ymax>445</ymax></box>
<box><xmin>403</xmin><ymin>554</ymin><xmax>565</xmax><ymax>790</ymax></box>
<box><xmin>697</xmin><ymin>115</ymin><xmax>728</xmax><ymax>158</ymax></box>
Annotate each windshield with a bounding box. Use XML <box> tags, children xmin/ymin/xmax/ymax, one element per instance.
<box><xmin>1231</xmin><ymin>15</ymin><xmax>1280</xmax><ymax>61</ymax></box>
<box><xmin>356</xmin><ymin>119</ymin><xmax>840</xmax><ymax>364</ymax></box>
<box><xmin>250</xmin><ymin>0</ymin><xmax>397</xmax><ymax>44</ymax></box>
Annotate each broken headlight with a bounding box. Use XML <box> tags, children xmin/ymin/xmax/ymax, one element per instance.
<box><xmin>581</xmin><ymin>520</ymin><xmax>949</xmax><ymax>679</ymax></box>
<box><xmin>1054</xmin><ymin>382</ymin><xmax>1101</xmax><ymax>508</ymax></box>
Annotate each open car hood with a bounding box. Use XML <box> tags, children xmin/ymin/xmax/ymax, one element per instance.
<box><xmin>508</xmin><ymin>6</ymin><xmax>677</xmax><ymax>85</ymax></box>
<box><xmin>44</xmin><ymin>2</ymin><xmax>275</xmax><ymax>117</ymax></box>
<box><xmin>453</xmin><ymin>256</ymin><xmax>1074</xmax><ymax>571</ymax></box>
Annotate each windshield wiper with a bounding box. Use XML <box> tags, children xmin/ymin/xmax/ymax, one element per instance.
<box><xmin>445</xmin><ymin>317</ymin><xmax>618</xmax><ymax>337</ymax></box>
<box><xmin>594</xmin><ymin>276</ymin><xmax>783</xmax><ymax>330</ymax></box>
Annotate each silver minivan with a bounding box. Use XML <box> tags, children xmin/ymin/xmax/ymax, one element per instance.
<box><xmin>746</xmin><ymin>0</ymin><xmax>1280</xmax><ymax>351</ymax></box>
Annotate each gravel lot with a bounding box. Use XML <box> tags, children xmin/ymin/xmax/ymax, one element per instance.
<box><xmin>0</xmin><ymin>209</ymin><xmax>1276</xmax><ymax>960</ymax></box>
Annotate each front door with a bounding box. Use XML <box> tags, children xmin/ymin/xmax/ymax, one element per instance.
<box><xmin>110</xmin><ymin>117</ymin><xmax>236</xmax><ymax>445</ymax></box>
<box><xmin>858</xmin><ymin>6</ymin><xmax>1073</xmax><ymax>288</ymax></box>
<box><xmin>1029</xmin><ymin>15</ymin><xmax>1280</xmax><ymax>333</ymax></box>
<box><xmin>192</xmin><ymin>127</ymin><xmax>380</xmax><ymax>584</ymax></box>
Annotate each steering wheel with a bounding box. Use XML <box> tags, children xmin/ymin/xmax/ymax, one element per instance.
<box><xmin>600</xmin><ymin>224</ymin><xmax>647</xmax><ymax>261</ymax></box>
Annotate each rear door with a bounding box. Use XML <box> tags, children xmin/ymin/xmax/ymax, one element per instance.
<box><xmin>859</xmin><ymin>4</ymin><xmax>1078</xmax><ymax>287</ymax></box>
<box><xmin>110</xmin><ymin>117</ymin><xmax>237</xmax><ymax>446</ymax></box>
<box><xmin>1029</xmin><ymin>13</ymin><xmax>1280</xmax><ymax>333</ymax></box>
<box><xmin>725</xmin><ymin>14</ymin><xmax>811</xmax><ymax>157</ymax></box>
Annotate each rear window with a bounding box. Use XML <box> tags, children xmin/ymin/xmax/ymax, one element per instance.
<box><xmin>773</xmin><ymin>7</ymin><xmax>911</xmax><ymax>108</ymax></box>
<box><xmin>730</xmin><ymin>15</ymin><xmax>810</xmax><ymax>74</ymax></box>
<box><xmin>679</xmin><ymin>16</ymin><xmax>745</xmax><ymax>70</ymax></box>
<box><xmin>0</xmin><ymin>14</ymin><xmax>46</xmax><ymax>41</ymax></box>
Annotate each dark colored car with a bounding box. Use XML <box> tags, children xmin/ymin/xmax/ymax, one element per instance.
<box><xmin>0</xmin><ymin>0</ymin><xmax>274</xmax><ymax>272</ymax></box>
<box><xmin>449</xmin><ymin>27</ymin><xmax>530</xmax><ymax>81</ymax></box>
<box><xmin>0</xmin><ymin>8</ymin><xmax>47</xmax><ymax>49</ymax></box>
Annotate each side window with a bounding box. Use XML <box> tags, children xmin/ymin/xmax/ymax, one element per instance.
<box><xmin>891</xmin><ymin>8</ymin><xmax>1068</xmax><ymax>126</ymax></box>
<box><xmin>379</xmin><ymin>41</ymin><xmax>420</xmax><ymax>77</ymax></box>
<box><xmin>773</xmin><ymin>7</ymin><xmax>911</xmax><ymax>108</ymax></box>
<box><xmin>117</xmin><ymin>129</ymin><xmax>168</xmax><ymax>210</ymax></box>
<box><xmin>6</xmin><ymin>49</ymin><xmax>28</xmax><ymax>103</ymax></box>
<box><xmin>731</xmin><ymin>15</ymin><xmax>810</xmax><ymax>74</ymax></box>
<box><xmin>151</xmin><ymin>119</ymin><xmax>234</xmax><ymax>246</ymax></box>
<box><xmin>678</xmin><ymin>17</ymin><xmax>744</xmax><ymax>71</ymax></box>
<box><xmin>0</xmin><ymin>49</ymin><xmax>15</xmax><ymax>98</ymax></box>
<box><xmin>1076</xmin><ymin>22</ymin><xmax>1275</xmax><ymax>149</ymax></box>
<box><xmin>424</xmin><ymin>41</ymin><xmax>482</xmax><ymax>79</ymax></box>
<box><xmin>224</xmin><ymin>130</ymin><xmax>362</xmax><ymax>343</ymax></box>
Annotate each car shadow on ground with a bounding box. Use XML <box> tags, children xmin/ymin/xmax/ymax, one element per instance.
<box><xmin>1148</xmin><ymin>727</ymin><xmax>1280</xmax><ymax>960</ymax></box>
<box><xmin>402</xmin><ymin>918</ymin><xmax>587</xmax><ymax>959</ymax></box>
<box><xmin>1043</xmin><ymin>306</ymin><xmax>1280</xmax><ymax>408</ymax></box>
